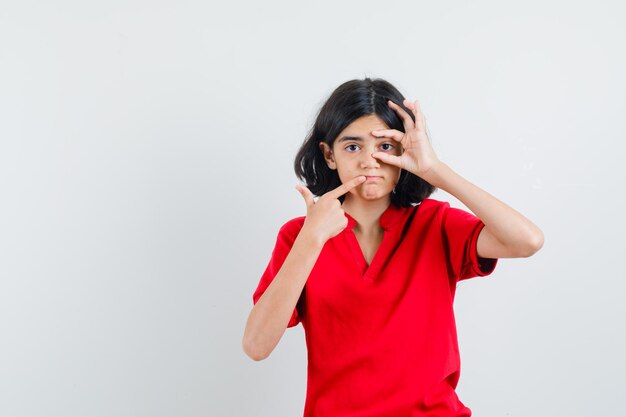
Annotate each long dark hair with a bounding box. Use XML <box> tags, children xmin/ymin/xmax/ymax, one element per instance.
<box><xmin>294</xmin><ymin>77</ymin><xmax>435</xmax><ymax>207</ymax></box>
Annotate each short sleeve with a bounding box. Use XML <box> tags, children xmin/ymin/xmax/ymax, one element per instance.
<box><xmin>252</xmin><ymin>219</ymin><xmax>305</xmax><ymax>328</ymax></box>
<box><xmin>440</xmin><ymin>203</ymin><xmax>497</xmax><ymax>282</ymax></box>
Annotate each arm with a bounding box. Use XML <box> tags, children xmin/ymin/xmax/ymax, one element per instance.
<box><xmin>424</xmin><ymin>162</ymin><xmax>544</xmax><ymax>259</ymax></box>
<box><xmin>371</xmin><ymin>98</ymin><xmax>544</xmax><ymax>259</ymax></box>
<box><xmin>242</xmin><ymin>232</ymin><xmax>323</xmax><ymax>361</ymax></box>
<box><xmin>242</xmin><ymin>175</ymin><xmax>367</xmax><ymax>361</ymax></box>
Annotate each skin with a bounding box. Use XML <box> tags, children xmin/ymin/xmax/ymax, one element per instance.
<box><xmin>243</xmin><ymin>98</ymin><xmax>545</xmax><ymax>361</ymax></box>
<box><xmin>316</xmin><ymin>114</ymin><xmax>403</xmax><ymax>264</ymax></box>
<box><xmin>244</xmin><ymin>178</ymin><xmax>366</xmax><ymax>360</ymax></box>
<box><xmin>299</xmin><ymin>98</ymin><xmax>545</xmax><ymax>260</ymax></box>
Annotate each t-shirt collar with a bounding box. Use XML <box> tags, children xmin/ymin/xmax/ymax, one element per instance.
<box><xmin>344</xmin><ymin>202</ymin><xmax>405</xmax><ymax>232</ymax></box>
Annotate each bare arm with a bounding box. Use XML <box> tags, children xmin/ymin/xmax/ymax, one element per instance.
<box><xmin>426</xmin><ymin>162</ymin><xmax>544</xmax><ymax>258</ymax></box>
<box><xmin>372</xmin><ymin>98</ymin><xmax>544</xmax><ymax>259</ymax></box>
<box><xmin>242</xmin><ymin>175</ymin><xmax>367</xmax><ymax>361</ymax></box>
<box><xmin>242</xmin><ymin>232</ymin><xmax>323</xmax><ymax>361</ymax></box>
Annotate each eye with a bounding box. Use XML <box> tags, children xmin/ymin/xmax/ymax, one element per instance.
<box><xmin>380</xmin><ymin>143</ymin><xmax>394</xmax><ymax>151</ymax></box>
<box><xmin>345</xmin><ymin>144</ymin><xmax>360</xmax><ymax>152</ymax></box>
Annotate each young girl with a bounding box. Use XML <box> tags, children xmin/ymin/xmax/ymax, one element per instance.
<box><xmin>242</xmin><ymin>78</ymin><xmax>544</xmax><ymax>417</ymax></box>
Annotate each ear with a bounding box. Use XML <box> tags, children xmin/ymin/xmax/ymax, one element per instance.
<box><xmin>319</xmin><ymin>142</ymin><xmax>336</xmax><ymax>170</ymax></box>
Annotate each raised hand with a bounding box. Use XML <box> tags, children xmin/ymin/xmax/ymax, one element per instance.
<box><xmin>370</xmin><ymin>99</ymin><xmax>441</xmax><ymax>182</ymax></box>
<box><xmin>295</xmin><ymin>176</ymin><xmax>367</xmax><ymax>244</ymax></box>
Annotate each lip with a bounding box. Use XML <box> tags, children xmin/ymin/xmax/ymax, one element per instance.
<box><xmin>364</xmin><ymin>176</ymin><xmax>382</xmax><ymax>182</ymax></box>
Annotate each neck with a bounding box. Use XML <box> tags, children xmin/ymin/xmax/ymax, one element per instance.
<box><xmin>342</xmin><ymin>195</ymin><xmax>391</xmax><ymax>235</ymax></box>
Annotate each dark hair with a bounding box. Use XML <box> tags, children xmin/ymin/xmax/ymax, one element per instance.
<box><xmin>294</xmin><ymin>77</ymin><xmax>436</xmax><ymax>207</ymax></box>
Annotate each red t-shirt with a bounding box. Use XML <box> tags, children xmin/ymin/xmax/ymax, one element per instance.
<box><xmin>252</xmin><ymin>198</ymin><xmax>497</xmax><ymax>417</ymax></box>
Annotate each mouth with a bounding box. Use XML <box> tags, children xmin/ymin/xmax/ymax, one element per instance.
<box><xmin>364</xmin><ymin>176</ymin><xmax>382</xmax><ymax>182</ymax></box>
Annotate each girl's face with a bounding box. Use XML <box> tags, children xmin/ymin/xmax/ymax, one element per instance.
<box><xmin>320</xmin><ymin>114</ymin><xmax>402</xmax><ymax>202</ymax></box>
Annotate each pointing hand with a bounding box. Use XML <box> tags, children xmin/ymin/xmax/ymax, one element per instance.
<box><xmin>295</xmin><ymin>175</ymin><xmax>367</xmax><ymax>243</ymax></box>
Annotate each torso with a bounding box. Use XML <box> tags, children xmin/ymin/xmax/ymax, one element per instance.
<box><xmin>253</xmin><ymin>199</ymin><xmax>498</xmax><ymax>416</ymax></box>
<box><xmin>352</xmin><ymin>229</ymin><xmax>384</xmax><ymax>266</ymax></box>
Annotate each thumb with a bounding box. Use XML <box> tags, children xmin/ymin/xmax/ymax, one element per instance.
<box><xmin>372</xmin><ymin>152</ymin><xmax>403</xmax><ymax>168</ymax></box>
<box><xmin>295</xmin><ymin>184</ymin><xmax>315</xmax><ymax>209</ymax></box>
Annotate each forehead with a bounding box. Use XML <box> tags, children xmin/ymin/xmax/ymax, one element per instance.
<box><xmin>338</xmin><ymin>114</ymin><xmax>389</xmax><ymax>136</ymax></box>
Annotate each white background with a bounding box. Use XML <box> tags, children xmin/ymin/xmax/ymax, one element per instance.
<box><xmin>1</xmin><ymin>1</ymin><xmax>624</xmax><ymax>416</ymax></box>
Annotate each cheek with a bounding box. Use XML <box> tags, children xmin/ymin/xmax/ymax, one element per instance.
<box><xmin>334</xmin><ymin>158</ymin><xmax>356</xmax><ymax>177</ymax></box>
<box><xmin>386</xmin><ymin>166</ymin><xmax>402</xmax><ymax>185</ymax></box>
<box><xmin>336</xmin><ymin>168</ymin><xmax>356</xmax><ymax>184</ymax></box>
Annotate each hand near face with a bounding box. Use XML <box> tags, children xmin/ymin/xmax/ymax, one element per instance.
<box><xmin>370</xmin><ymin>99</ymin><xmax>441</xmax><ymax>183</ymax></box>
<box><xmin>295</xmin><ymin>176</ymin><xmax>367</xmax><ymax>244</ymax></box>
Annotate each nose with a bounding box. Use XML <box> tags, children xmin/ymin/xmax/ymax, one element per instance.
<box><xmin>359</xmin><ymin>149</ymin><xmax>381</xmax><ymax>169</ymax></box>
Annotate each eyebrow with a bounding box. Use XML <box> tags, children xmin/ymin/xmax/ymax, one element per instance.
<box><xmin>336</xmin><ymin>135</ymin><xmax>386</xmax><ymax>143</ymax></box>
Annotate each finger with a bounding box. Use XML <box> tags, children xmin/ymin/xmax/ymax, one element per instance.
<box><xmin>372</xmin><ymin>152</ymin><xmax>403</xmax><ymax>169</ymax></box>
<box><xmin>295</xmin><ymin>184</ymin><xmax>315</xmax><ymax>209</ymax></box>
<box><xmin>326</xmin><ymin>175</ymin><xmax>366</xmax><ymax>200</ymax></box>
<box><xmin>404</xmin><ymin>99</ymin><xmax>420</xmax><ymax>125</ymax></box>
<box><xmin>388</xmin><ymin>99</ymin><xmax>416</xmax><ymax>130</ymax></box>
<box><xmin>413</xmin><ymin>100</ymin><xmax>426</xmax><ymax>132</ymax></box>
<box><xmin>371</xmin><ymin>128</ymin><xmax>404</xmax><ymax>142</ymax></box>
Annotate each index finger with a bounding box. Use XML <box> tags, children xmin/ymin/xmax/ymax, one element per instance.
<box><xmin>325</xmin><ymin>175</ymin><xmax>366</xmax><ymax>199</ymax></box>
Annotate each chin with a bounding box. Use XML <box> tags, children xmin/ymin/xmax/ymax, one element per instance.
<box><xmin>358</xmin><ymin>191</ymin><xmax>392</xmax><ymax>201</ymax></box>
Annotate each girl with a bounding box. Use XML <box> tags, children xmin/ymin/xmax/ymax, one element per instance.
<box><xmin>242</xmin><ymin>78</ymin><xmax>544</xmax><ymax>417</ymax></box>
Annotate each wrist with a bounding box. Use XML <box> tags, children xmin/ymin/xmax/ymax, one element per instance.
<box><xmin>416</xmin><ymin>160</ymin><xmax>449</xmax><ymax>188</ymax></box>
<box><xmin>297</xmin><ymin>225</ymin><xmax>326</xmax><ymax>251</ymax></box>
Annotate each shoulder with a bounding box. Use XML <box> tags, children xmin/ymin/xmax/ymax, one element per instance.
<box><xmin>418</xmin><ymin>197</ymin><xmax>450</xmax><ymax>209</ymax></box>
<box><xmin>414</xmin><ymin>198</ymin><xmax>452</xmax><ymax>219</ymax></box>
<box><xmin>277</xmin><ymin>216</ymin><xmax>306</xmax><ymax>240</ymax></box>
<box><xmin>409</xmin><ymin>198</ymin><xmax>479</xmax><ymax>232</ymax></box>
<box><xmin>266</xmin><ymin>216</ymin><xmax>306</xmax><ymax>252</ymax></box>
